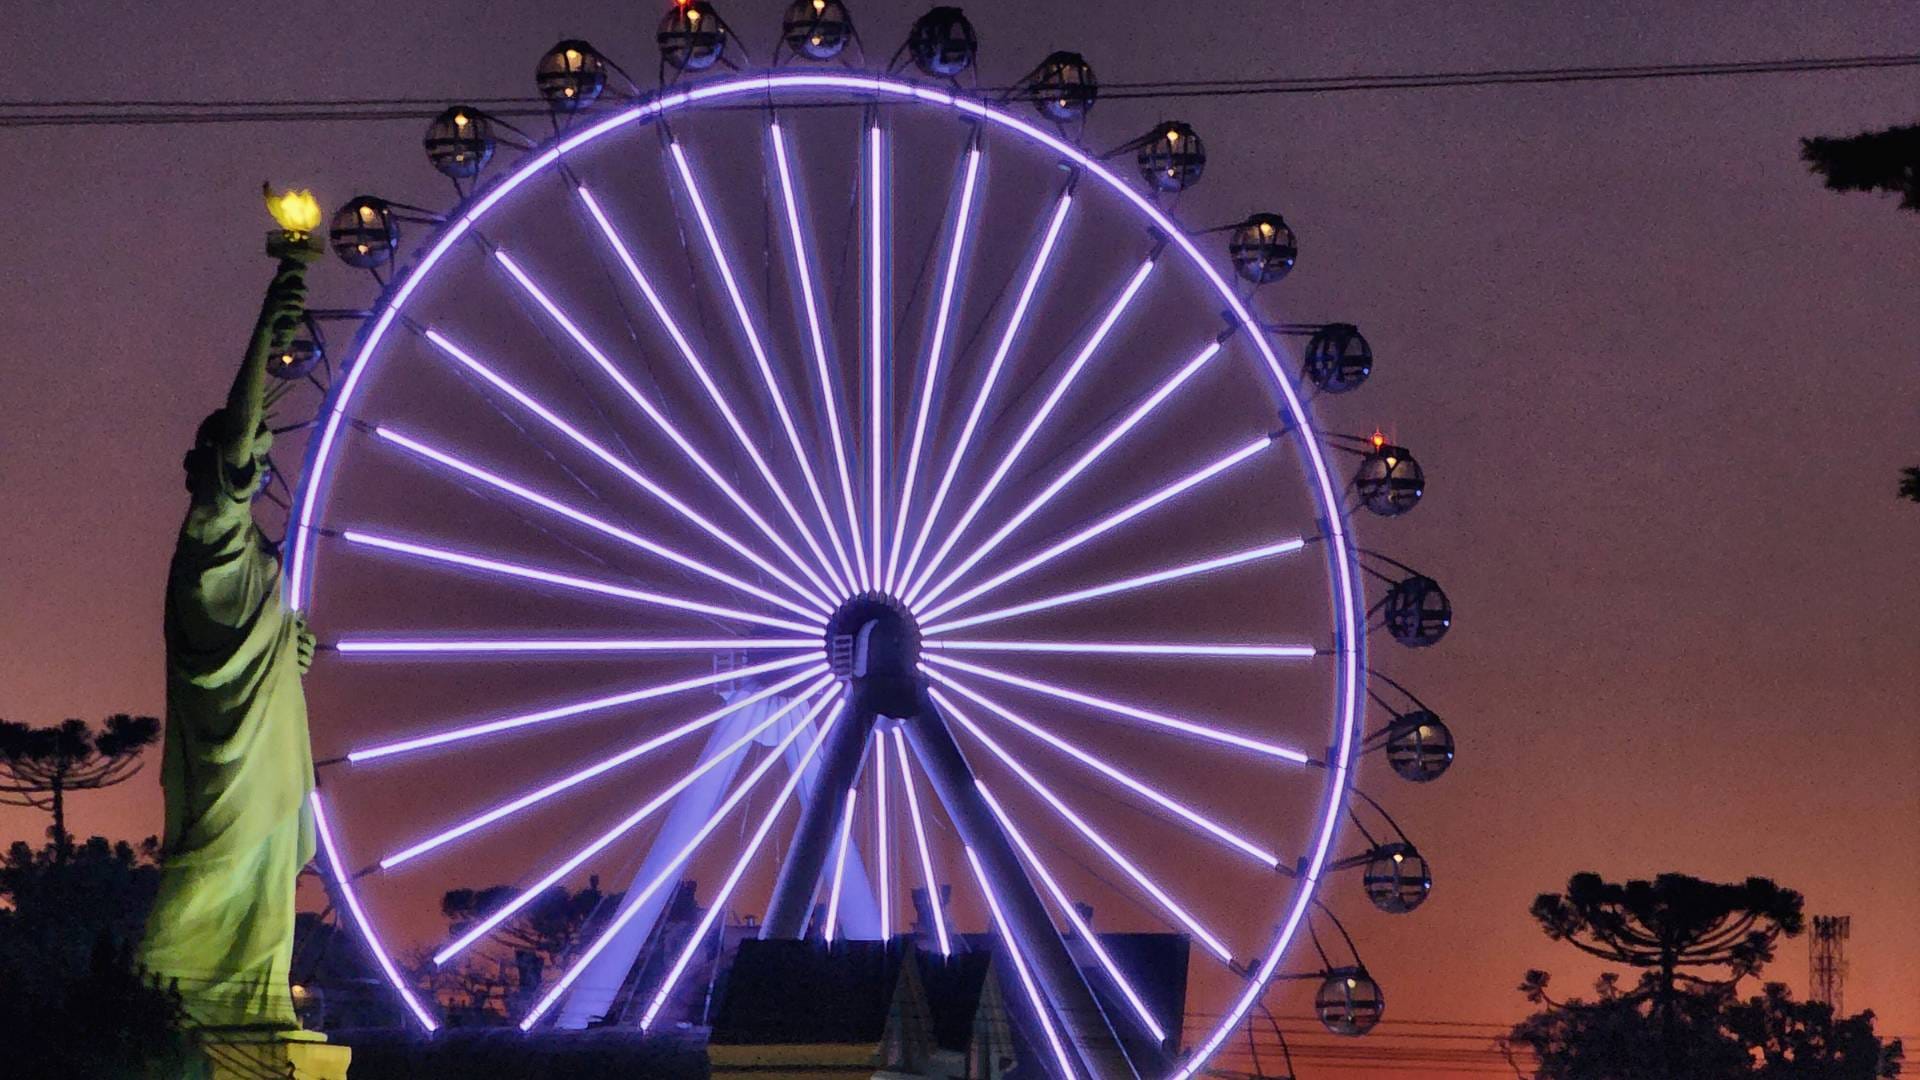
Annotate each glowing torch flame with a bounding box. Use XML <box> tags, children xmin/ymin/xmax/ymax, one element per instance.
<box><xmin>263</xmin><ymin>183</ymin><xmax>323</xmax><ymax>236</ymax></box>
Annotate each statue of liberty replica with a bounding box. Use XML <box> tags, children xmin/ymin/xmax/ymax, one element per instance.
<box><xmin>137</xmin><ymin>188</ymin><xmax>350</xmax><ymax>1079</ymax></box>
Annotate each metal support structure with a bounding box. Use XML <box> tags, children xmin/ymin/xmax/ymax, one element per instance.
<box><xmin>761</xmin><ymin>699</ymin><xmax>875</xmax><ymax>939</ymax></box>
<box><xmin>903</xmin><ymin>695</ymin><xmax>1151</xmax><ymax>1079</ymax></box>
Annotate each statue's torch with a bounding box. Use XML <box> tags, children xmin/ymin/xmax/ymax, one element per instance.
<box><xmin>263</xmin><ymin>183</ymin><xmax>324</xmax><ymax>261</ymax></box>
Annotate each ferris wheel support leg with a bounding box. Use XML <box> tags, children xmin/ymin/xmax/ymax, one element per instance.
<box><xmin>903</xmin><ymin>697</ymin><xmax>1156</xmax><ymax>1080</ymax></box>
<box><xmin>761</xmin><ymin>698</ymin><xmax>875</xmax><ymax>940</ymax></box>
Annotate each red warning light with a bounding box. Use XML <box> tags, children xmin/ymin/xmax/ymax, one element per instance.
<box><xmin>1369</xmin><ymin>428</ymin><xmax>1387</xmax><ymax>450</ymax></box>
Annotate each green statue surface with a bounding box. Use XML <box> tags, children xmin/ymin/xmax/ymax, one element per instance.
<box><xmin>138</xmin><ymin>252</ymin><xmax>320</xmax><ymax>1030</ymax></box>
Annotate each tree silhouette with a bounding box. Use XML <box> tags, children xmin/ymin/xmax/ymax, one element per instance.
<box><xmin>439</xmin><ymin>877</ymin><xmax>622</xmax><ymax>1020</ymax></box>
<box><xmin>0</xmin><ymin>715</ymin><xmax>160</xmax><ymax>858</ymax></box>
<box><xmin>1802</xmin><ymin>123</ymin><xmax>1920</xmax><ymax>212</ymax></box>
<box><xmin>1505</xmin><ymin>872</ymin><xmax>1901</xmax><ymax>1079</ymax></box>
<box><xmin>1899</xmin><ymin>467</ymin><xmax>1919</xmax><ymax>504</ymax></box>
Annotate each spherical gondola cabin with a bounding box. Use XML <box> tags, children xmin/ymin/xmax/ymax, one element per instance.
<box><xmin>537</xmin><ymin>40</ymin><xmax>607</xmax><ymax>111</ymax></box>
<box><xmin>783</xmin><ymin>0</ymin><xmax>852</xmax><ymax>61</ymax></box>
<box><xmin>907</xmin><ymin>7</ymin><xmax>977</xmax><ymax>77</ymax></box>
<box><xmin>1362</xmin><ymin>842</ymin><xmax>1432</xmax><ymax>914</ymax></box>
<box><xmin>1383</xmin><ymin>574</ymin><xmax>1450</xmax><ymax>647</ymax></box>
<box><xmin>1384</xmin><ymin>711</ymin><xmax>1454</xmax><ymax>782</ymax></box>
<box><xmin>1229</xmin><ymin>212</ymin><xmax>1297</xmax><ymax>284</ymax></box>
<box><xmin>1031</xmin><ymin>50</ymin><xmax>1096</xmax><ymax>121</ymax></box>
<box><xmin>1303</xmin><ymin>323</ymin><xmax>1372</xmax><ymax>393</ymax></box>
<box><xmin>1136</xmin><ymin>121</ymin><xmax>1205</xmax><ymax>192</ymax></box>
<box><xmin>1316</xmin><ymin>967</ymin><xmax>1385</xmax><ymax>1036</ymax></box>
<box><xmin>1355</xmin><ymin>442</ymin><xmax>1424</xmax><ymax>516</ymax></box>
<box><xmin>659</xmin><ymin>0</ymin><xmax>728</xmax><ymax>72</ymax></box>
<box><xmin>328</xmin><ymin>197</ymin><xmax>399</xmax><ymax>269</ymax></box>
<box><xmin>423</xmin><ymin>107</ymin><xmax>495</xmax><ymax>179</ymax></box>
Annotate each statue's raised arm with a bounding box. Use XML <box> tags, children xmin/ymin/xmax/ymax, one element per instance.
<box><xmin>138</xmin><ymin>246</ymin><xmax>325</xmax><ymax>1037</ymax></box>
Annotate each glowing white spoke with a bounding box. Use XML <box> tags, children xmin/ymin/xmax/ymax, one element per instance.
<box><xmin>310</xmin><ymin>792</ymin><xmax>440</xmax><ymax>1031</ymax></box>
<box><xmin>927</xmin><ymin>640</ymin><xmax>1316</xmax><ymax>658</ymax></box>
<box><xmin>380</xmin><ymin>666</ymin><xmax>827</xmax><ymax>869</ymax></box>
<box><xmin>934</xmin><ymin>671</ymin><xmax>1280</xmax><ymax>867</ymax></box>
<box><xmin>578</xmin><ymin>184</ymin><xmax>855</xmax><ymax>599</ymax></box>
<box><xmin>917</xmin><ymin>340</ymin><xmax>1222</xmax><ymax>611</ymax></box>
<box><xmin>874</xmin><ymin>725</ymin><xmax>890</xmax><ymax>939</ymax></box>
<box><xmin>920</xmin><ymin>436</ymin><xmax>1274</xmax><ymax>624</ymax></box>
<box><xmin>867</xmin><ymin>122</ymin><xmax>887</xmax><ymax>590</ymax></box>
<box><xmin>493</xmin><ymin>251</ymin><xmax>842</xmax><ymax>603</ymax></box>
<box><xmin>422</xmin><ymin>329</ymin><xmax>832</xmax><ymax>614</ymax></box>
<box><xmin>440</xmin><ymin>683</ymin><xmax>833</xmax><ymax>971</ymax></box>
<box><xmin>348</xmin><ymin>651</ymin><xmax>821</xmax><ymax>763</ymax></box>
<box><xmin>903</xmin><ymin>257</ymin><xmax>1155</xmax><ymax>607</ymax></box>
<box><xmin>885</xmin><ymin>143</ymin><xmax>983</xmax><ymax>593</ymax></box>
<box><xmin>374</xmin><ymin>425</ymin><xmax>826</xmax><ymax>623</ymax></box>
<box><xmin>963</xmin><ymin>845</ymin><xmax>1078</xmax><ymax>1079</ymax></box>
<box><xmin>975</xmin><ymin>781</ymin><xmax>1166</xmax><ymax>1042</ymax></box>
<box><xmin>932</xmin><ymin>688</ymin><xmax>1232</xmax><ymax>962</ymax></box>
<box><xmin>523</xmin><ymin>690</ymin><xmax>844</xmax><ymax>1029</ymax></box>
<box><xmin>341</xmin><ymin>530</ymin><xmax>816</xmax><ymax>635</ymax></box>
<box><xmin>337</xmin><ymin>638</ymin><xmax>818</xmax><ymax>655</ymax></box>
<box><xmin>658</xmin><ymin>149</ymin><xmax>855</xmax><ymax>596</ymax></box>
<box><xmin>922</xmin><ymin>539</ymin><xmax>1306</xmax><ymax>635</ymax></box>
<box><xmin>823</xmin><ymin>784</ymin><xmax>861</xmax><ymax>945</ymax></box>
<box><xmin>924</xmin><ymin>654</ymin><xmax>1308</xmax><ymax>763</ymax></box>
<box><xmin>770</xmin><ymin>122</ymin><xmax>868</xmax><ymax>591</ymax></box>
<box><xmin>891</xmin><ymin>728</ymin><xmax>952</xmax><ymax>956</ymax></box>
<box><xmin>639</xmin><ymin>695</ymin><xmax>848</xmax><ymax>1029</ymax></box>
<box><xmin>898</xmin><ymin>191</ymin><xmax>1073</xmax><ymax>592</ymax></box>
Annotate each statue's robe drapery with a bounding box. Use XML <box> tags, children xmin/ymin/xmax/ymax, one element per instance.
<box><xmin>137</xmin><ymin>452</ymin><xmax>314</xmax><ymax>1028</ymax></box>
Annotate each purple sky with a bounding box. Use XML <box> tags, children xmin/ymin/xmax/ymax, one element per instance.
<box><xmin>2</xmin><ymin>0</ymin><xmax>1916</xmax><ymax>1060</ymax></box>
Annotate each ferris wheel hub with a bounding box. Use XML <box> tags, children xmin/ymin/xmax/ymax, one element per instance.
<box><xmin>824</xmin><ymin>592</ymin><xmax>923</xmax><ymax>712</ymax></box>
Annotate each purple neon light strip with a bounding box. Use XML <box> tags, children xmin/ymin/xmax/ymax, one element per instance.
<box><xmin>575</xmin><ymin>184</ymin><xmax>855</xmax><ymax>601</ymax></box>
<box><xmin>933</xmin><ymin>671</ymin><xmax>1280</xmax><ymax>867</ymax></box>
<box><xmin>664</xmin><ymin>144</ymin><xmax>855</xmax><ymax>597</ymax></box>
<box><xmin>309</xmin><ymin>791</ymin><xmax>439</xmax><ymax>1030</ymax></box>
<box><xmin>896</xmin><ymin>190</ymin><xmax>1073</xmax><ymax>593</ymax></box>
<box><xmin>288</xmin><ymin>77</ymin><xmax>1362</xmax><ymax>1080</ymax></box>
<box><xmin>975</xmin><ymin>781</ymin><xmax>1166</xmax><ymax>1042</ymax></box>
<box><xmin>932</xmin><ymin>687</ymin><xmax>1232</xmax><ymax>962</ymax></box>
<box><xmin>917</xmin><ymin>340</ymin><xmax>1222</xmax><ymax>612</ymax></box>
<box><xmin>924</xmin><ymin>654</ymin><xmax>1308</xmax><ymax>763</ymax></box>
<box><xmin>770</xmin><ymin>122</ymin><xmax>868</xmax><ymax>592</ymax></box>
<box><xmin>440</xmin><ymin>681</ymin><xmax>833</xmax><ymax>969</ymax></box>
<box><xmin>348</xmin><ymin>651</ymin><xmax>819</xmax><ymax>763</ymax></box>
<box><xmin>340</xmin><ymin>529</ymin><xmax>816</xmax><ymax>635</ymax></box>
<box><xmin>964</xmin><ymin>845</ymin><xmax>1078</xmax><ymax>1079</ymax></box>
<box><xmin>922</xmin><ymin>538</ymin><xmax>1306</xmax><ymax>635</ymax></box>
<box><xmin>891</xmin><ymin>728</ymin><xmax>952</xmax><ymax>956</ymax></box>
<box><xmin>823</xmin><ymin>784</ymin><xmax>860</xmax><ymax>945</ymax></box>
<box><xmin>920</xmin><ymin>436</ymin><xmax>1275</xmax><ymax>624</ymax></box>
<box><xmin>421</xmin><ymin>328</ymin><xmax>832</xmax><ymax>615</ymax></box>
<box><xmin>523</xmin><ymin>690</ymin><xmax>842</xmax><ymax>1028</ymax></box>
<box><xmin>639</xmin><ymin>697</ymin><xmax>847</xmax><ymax>1029</ymax></box>
<box><xmin>874</xmin><ymin>725</ymin><xmax>890</xmax><ymax>940</ymax></box>
<box><xmin>926</xmin><ymin>640</ymin><xmax>1316</xmax><ymax>658</ymax></box>
<box><xmin>492</xmin><ymin>250</ymin><xmax>841</xmax><ymax>604</ymax></box>
<box><xmin>867</xmin><ymin>122</ymin><xmax>886</xmax><ymax>591</ymax></box>
<box><xmin>379</xmin><ymin>665</ymin><xmax>826</xmax><ymax>869</ymax></box>
<box><xmin>373</xmin><ymin>424</ymin><xmax>825</xmax><ymax>624</ymax></box>
<box><xmin>902</xmin><ymin>257</ymin><xmax>1156</xmax><ymax>608</ymax></box>
<box><xmin>885</xmin><ymin>143</ymin><xmax>983</xmax><ymax>593</ymax></box>
<box><xmin>337</xmin><ymin>637</ymin><xmax>817</xmax><ymax>655</ymax></box>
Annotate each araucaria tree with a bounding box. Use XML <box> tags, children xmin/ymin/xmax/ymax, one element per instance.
<box><xmin>0</xmin><ymin>715</ymin><xmax>160</xmax><ymax>857</ymax></box>
<box><xmin>1505</xmin><ymin>872</ymin><xmax>1903</xmax><ymax>1079</ymax></box>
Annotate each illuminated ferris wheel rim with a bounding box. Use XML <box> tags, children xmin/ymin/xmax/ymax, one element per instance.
<box><xmin>287</xmin><ymin>70</ymin><xmax>1366</xmax><ymax>1075</ymax></box>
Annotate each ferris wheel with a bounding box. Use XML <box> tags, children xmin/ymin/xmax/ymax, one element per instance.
<box><xmin>276</xmin><ymin>5</ymin><xmax>1458</xmax><ymax>1076</ymax></box>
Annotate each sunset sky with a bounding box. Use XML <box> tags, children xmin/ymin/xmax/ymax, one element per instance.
<box><xmin>1</xmin><ymin>0</ymin><xmax>1915</xmax><ymax>1066</ymax></box>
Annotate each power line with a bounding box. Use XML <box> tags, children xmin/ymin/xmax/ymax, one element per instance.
<box><xmin>0</xmin><ymin>51</ymin><xmax>1913</xmax><ymax>130</ymax></box>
